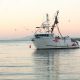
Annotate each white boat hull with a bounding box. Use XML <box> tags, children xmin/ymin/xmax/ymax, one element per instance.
<box><xmin>32</xmin><ymin>37</ymin><xmax>79</xmax><ymax>49</ymax></box>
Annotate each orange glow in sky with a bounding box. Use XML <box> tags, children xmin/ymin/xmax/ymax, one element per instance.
<box><xmin>0</xmin><ymin>0</ymin><xmax>80</xmax><ymax>39</ymax></box>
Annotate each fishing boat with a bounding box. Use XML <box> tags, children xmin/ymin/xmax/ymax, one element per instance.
<box><xmin>32</xmin><ymin>11</ymin><xmax>79</xmax><ymax>49</ymax></box>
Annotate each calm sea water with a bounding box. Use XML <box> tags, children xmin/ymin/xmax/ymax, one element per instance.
<box><xmin>0</xmin><ymin>40</ymin><xmax>80</xmax><ymax>80</ymax></box>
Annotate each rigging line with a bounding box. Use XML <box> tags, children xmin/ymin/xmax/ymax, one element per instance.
<box><xmin>56</xmin><ymin>24</ymin><xmax>63</xmax><ymax>38</ymax></box>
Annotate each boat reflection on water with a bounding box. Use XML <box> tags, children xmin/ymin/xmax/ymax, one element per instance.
<box><xmin>33</xmin><ymin>49</ymin><xmax>61</xmax><ymax>80</ymax></box>
<box><xmin>32</xmin><ymin>49</ymin><xmax>80</xmax><ymax>80</ymax></box>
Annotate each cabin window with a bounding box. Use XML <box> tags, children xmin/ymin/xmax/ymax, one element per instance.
<box><xmin>35</xmin><ymin>34</ymin><xmax>49</xmax><ymax>38</ymax></box>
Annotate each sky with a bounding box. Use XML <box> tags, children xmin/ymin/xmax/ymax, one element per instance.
<box><xmin>0</xmin><ymin>0</ymin><xmax>80</xmax><ymax>39</ymax></box>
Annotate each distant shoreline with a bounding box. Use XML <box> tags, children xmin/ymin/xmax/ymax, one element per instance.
<box><xmin>72</xmin><ymin>38</ymin><xmax>80</xmax><ymax>41</ymax></box>
<box><xmin>0</xmin><ymin>38</ymin><xmax>80</xmax><ymax>41</ymax></box>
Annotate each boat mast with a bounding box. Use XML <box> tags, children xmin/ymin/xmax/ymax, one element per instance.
<box><xmin>51</xmin><ymin>11</ymin><xmax>62</xmax><ymax>37</ymax></box>
<box><xmin>46</xmin><ymin>13</ymin><xmax>50</xmax><ymax>33</ymax></box>
<box><xmin>51</xmin><ymin>11</ymin><xmax>59</xmax><ymax>33</ymax></box>
<box><xmin>46</xmin><ymin>13</ymin><xmax>49</xmax><ymax>22</ymax></box>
